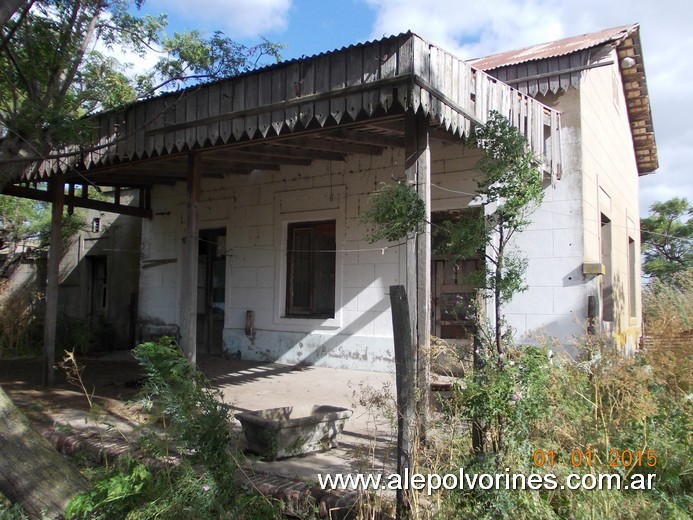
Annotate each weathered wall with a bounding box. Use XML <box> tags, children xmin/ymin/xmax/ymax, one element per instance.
<box><xmin>138</xmin><ymin>141</ymin><xmax>479</xmax><ymax>370</ymax></box>
<box><xmin>502</xmin><ymin>87</ymin><xmax>592</xmax><ymax>347</ymax></box>
<box><xmin>58</xmin><ymin>192</ymin><xmax>142</xmax><ymax>350</ymax></box>
<box><xmin>579</xmin><ymin>51</ymin><xmax>642</xmax><ymax>352</ymax></box>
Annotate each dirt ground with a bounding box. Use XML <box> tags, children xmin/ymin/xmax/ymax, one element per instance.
<box><xmin>0</xmin><ymin>353</ymin><xmax>143</xmax><ymax>419</ymax></box>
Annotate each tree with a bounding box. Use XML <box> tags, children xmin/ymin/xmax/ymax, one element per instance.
<box><xmin>641</xmin><ymin>197</ymin><xmax>692</xmax><ymax>282</ymax></box>
<box><xmin>0</xmin><ymin>195</ymin><xmax>85</xmax><ymax>277</ymax></box>
<box><xmin>0</xmin><ymin>0</ymin><xmax>26</xmax><ymax>29</ymax></box>
<box><xmin>435</xmin><ymin>112</ymin><xmax>544</xmax><ymax>364</ymax></box>
<box><xmin>0</xmin><ymin>2</ymin><xmax>283</xmax><ymax>514</ymax></box>
<box><xmin>0</xmin><ymin>0</ymin><xmax>283</xmax><ymax>189</ymax></box>
<box><xmin>363</xmin><ymin>112</ymin><xmax>544</xmax><ymax>454</ymax></box>
<box><xmin>0</xmin><ymin>386</ymin><xmax>88</xmax><ymax>518</ymax></box>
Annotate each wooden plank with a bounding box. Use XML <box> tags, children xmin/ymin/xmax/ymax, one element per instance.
<box><xmin>533</xmin><ymin>103</ymin><xmax>543</xmax><ymax>159</ymax></box>
<box><xmin>231</xmin><ymin>80</ymin><xmax>245</xmax><ymax>141</ymax></box>
<box><xmin>43</xmin><ymin>178</ymin><xmax>65</xmax><ymax>386</ymax></box>
<box><xmin>257</xmin><ymin>70</ymin><xmax>272</xmax><ymax>137</ymax></box>
<box><xmin>244</xmin><ymin>73</ymin><xmax>259</xmax><ymax>138</ymax></box>
<box><xmin>429</xmin><ymin>44</ymin><xmax>441</xmax><ymax>121</ymax></box>
<box><xmin>134</xmin><ymin>103</ymin><xmax>146</xmax><ymax>158</ymax></box>
<box><xmin>516</xmin><ymin>63</ymin><xmax>529</xmax><ymax>95</ymax></box>
<box><xmin>329</xmin><ymin>51</ymin><xmax>346</xmax><ymax>123</ymax></box>
<box><xmin>448</xmin><ymin>56</ymin><xmax>460</xmax><ymax>134</ymax></box>
<box><xmin>559</xmin><ymin>56</ymin><xmax>571</xmax><ymax>91</ymax></box>
<box><xmin>271</xmin><ymin>66</ymin><xmax>288</xmax><ymax>134</ymax></box>
<box><xmin>185</xmin><ymin>91</ymin><xmax>197</xmax><ymax>149</ymax></box>
<box><xmin>389</xmin><ymin>284</ymin><xmax>415</xmax><ymax>520</ymax></box>
<box><xmin>299</xmin><ymin>59</ymin><xmax>316</xmax><ymax>127</ymax></box>
<box><xmin>284</xmin><ymin>62</ymin><xmax>300</xmax><ymax>131</ymax></box>
<box><xmin>548</xmin><ymin>58</ymin><xmax>561</xmax><ymax>93</ymax></box>
<box><xmin>346</xmin><ymin>45</ymin><xmax>363</xmax><ymax>121</ymax></box>
<box><xmin>537</xmin><ymin>58</ymin><xmax>549</xmax><ymax>96</ymax></box>
<box><xmin>175</xmin><ymin>96</ymin><xmax>187</xmax><ymax>151</ymax></box>
<box><xmin>362</xmin><ymin>41</ymin><xmax>381</xmax><ymax>116</ymax></box>
<box><xmin>526</xmin><ymin>61</ymin><xmax>538</xmax><ymax>97</ymax></box>
<box><xmin>180</xmin><ymin>153</ymin><xmax>201</xmax><ymax>364</ymax></box>
<box><xmin>474</xmin><ymin>73</ymin><xmax>487</xmax><ymax>123</ymax></box>
<box><xmin>443</xmin><ymin>52</ymin><xmax>454</xmax><ymax>131</ymax></box>
<box><xmin>460</xmin><ymin>64</ymin><xmax>471</xmax><ymax>128</ymax></box>
<box><xmin>148</xmin><ymin>98</ymin><xmax>166</xmax><ymax>156</ymax></box>
<box><xmin>416</xmin><ymin>38</ymin><xmax>431</xmax><ymax>114</ymax></box>
<box><xmin>125</xmin><ymin>107</ymin><xmax>136</xmax><ymax>158</ymax></box>
<box><xmin>164</xmin><ymin>100</ymin><xmax>177</xmax><ymax>153</ymax></box>
<box><xmin>206</xmin><ymin>83</ymin><xmax>221</xmax><ymax>144</ymax></box>
<box><xmin>379</xmin><ymin>38</ymin><xmax>399</xmax><ymax>111</ymax></box>
<box><xmin>397</xmin><ymin>36</ymin><xmax>413</xmax><ymax>109</ymax></box>
<box><xmin>314</xmin><ymin>54</ymin><xmax>330</xmax><ymax>126</ymax></box>
<box><xmin>569</xmin><ymin>52</ymin><xmax>582</xmax><ymax>89</ymax></box>
<box><xmin>219</xmin><ymin>81</ymin><xmax>234</xmax><ymax>142</ymax></box>
<box><xmin>195</xmin><ymin>87</ymin><xmax>209</xmax><ymax>146</ymax></box>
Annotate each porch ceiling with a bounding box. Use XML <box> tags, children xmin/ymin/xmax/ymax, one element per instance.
<box><xmin>55</xmin><ymin>115</ymin><xmax>469</xmax><ymax>187</ymax></box>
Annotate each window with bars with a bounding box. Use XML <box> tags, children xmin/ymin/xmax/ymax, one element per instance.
<box><xmin>286</xmin><ymin>221</ymin><xmax>336</xmax><ymax>318</ymax></box>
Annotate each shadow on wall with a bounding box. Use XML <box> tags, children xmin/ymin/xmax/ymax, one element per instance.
<box><xmin>1</xmin><ymin>206</ymin><xmax>142</xmax><ymax>355</ymax></box>
<box><xmin>0</xmin><ymin>256</ymin><xmax>45</xmax><ymax>357</ymax></box>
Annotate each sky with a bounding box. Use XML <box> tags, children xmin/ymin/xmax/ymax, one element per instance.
<box><xmin>136</xmin><ymin>0</ymin><xmax>691</xmax><ymax>217</ymax></box>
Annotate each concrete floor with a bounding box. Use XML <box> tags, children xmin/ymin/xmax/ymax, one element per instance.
<box><xmin>196</xmin><ymin>355</ymin><xmax>398</xmax><ymax>480</ymax></box>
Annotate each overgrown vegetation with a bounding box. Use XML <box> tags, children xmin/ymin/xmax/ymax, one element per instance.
<box><xmin>364</xmin><ymin>112</ymin><xmax>544</xmax><ymax>456</ymax></box>
<box><xmin>360</xmin><ymin>113</ymin><xmax>690</xmax><ymax>518</ymax></box>
<box><xmin>423</xmin><ymin>275</ymin><xmax>692</xmax><ymax>519</ymax></box>
<box><xmin>65</xmin><ymin>337</ymin><xmax>281</xmax><ymax>520</ymax></box>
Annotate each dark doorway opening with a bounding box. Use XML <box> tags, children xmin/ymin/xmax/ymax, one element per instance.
<box><xmin>197</xmin><ymin>228</ymin><xmax>226</xmax><ymax>355</ymax></box>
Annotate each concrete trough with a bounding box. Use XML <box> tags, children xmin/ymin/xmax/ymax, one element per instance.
<box><xmin>235</xmin><ymin>405</ymin><xmax>353</xmax><ymax>460</ymax></box>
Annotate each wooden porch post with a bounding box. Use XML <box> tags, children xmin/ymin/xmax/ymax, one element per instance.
<box><xmin>179</xmin><ymin>152</ymin><xmax>201</xmax><ymax>363</ymax></box>
<box><xmin>404</xmin><ymin>111</ymin><xmax>431</xmax><ymax>431</ymax></box>
<box><xmin>43</xmin><ymin>178</ymin><xmax>65</xmax><ymax>386</ymax></box>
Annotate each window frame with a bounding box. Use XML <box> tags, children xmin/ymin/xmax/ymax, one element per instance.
<box><xmin>285</xmin><ymin>220</ymin><xmax>336</xmax><ymax>319</ymax></box>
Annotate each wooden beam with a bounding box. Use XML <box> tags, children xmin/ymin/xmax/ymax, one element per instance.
<box><xmin>257</xmin><ymin>143</ymin><xmax>347</xmax><ymax>162</ymax></box>
<box><xmin>202</xmin><ymin>150</ymin><xmax>312</xmax><ymax>166</ymax></box>
<box><xmin>43</xmin><ymin>179</ymin><xmax>64</xmax><ymax>386</ymax></box>
<box><xmin>327</xmin><ymin>128</ymin><xmax>405</xmax><ymax>148</ymax></box>
<box><xmin>179</xmin><ymin>152</ymin><xmax>201</xmax><ymax>363</ymax></box>
<box><xmin>281</xmin><ymin>136</ymin><xmax>384</xmax><ymax>156</ymax></box>
<box><xmin>404</xmin><ymin>111</ymin><xmax>431</xmax><ymax>434</ymax></box>
<box><xmin>2</xmin><ymin>184</ymin><xmax>153</xmax><ymax>218</ymax></box>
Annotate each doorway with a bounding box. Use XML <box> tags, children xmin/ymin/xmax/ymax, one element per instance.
<box><xmin>430</xmin><ymin>211</ymin><xmax>483</xmax><ymax>372</ymax></box>
<box><xmin>88</xmin><ymin>255</ymin><xmax>108</xmax><ymax>322</ymax></box>
<box><xmin>196</xmin><ymin>228</ymin><xmax>226</xmax><ymax>355</ymax></box>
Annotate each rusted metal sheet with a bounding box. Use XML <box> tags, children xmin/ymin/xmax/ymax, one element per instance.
<box><xmin>470</xmin><ymin>24</ymin><xmax>636</xmax><ymax>70</ymax></box>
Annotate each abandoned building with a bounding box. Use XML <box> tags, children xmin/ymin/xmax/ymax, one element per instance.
<box><xmin>2</xmin><ymin>24</ymin><xmax>656</xmax><ymax>369</ymax></box>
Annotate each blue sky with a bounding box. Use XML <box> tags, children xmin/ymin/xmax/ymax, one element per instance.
<box><xmin>135</xmin><ymin>0</ymin><xmax>692</xmax><ymax>217</ymax></box>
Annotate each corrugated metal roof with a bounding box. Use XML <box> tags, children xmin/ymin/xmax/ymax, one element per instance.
<box><xmin>469</xmin><ymin>24</ymin><xmax>638</xmax><ymax>70</ymax></box>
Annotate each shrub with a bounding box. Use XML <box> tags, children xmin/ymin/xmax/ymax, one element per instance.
<box><xmin>66</xmin><ymin>337</ymin><xmax>281</xmax><ymax>519</ymax></box>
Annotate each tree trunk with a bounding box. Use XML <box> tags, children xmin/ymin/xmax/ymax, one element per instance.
<box><xmin>0</xmin><ymin>0</ymin><xmax>28</xmax><ymax>29</ymax></box>
<box><xmin>0</xmin><ymin>386</ymin><xmax>87</xmax><ymax>518</ymax></box>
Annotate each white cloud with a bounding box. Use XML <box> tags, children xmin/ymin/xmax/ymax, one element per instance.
<box><xmin>162</xmin><ymin>0</ymin><xmax>292</xmax><ymax>38</ymax></box>
<box><xmin>364</xmin><ymin>0</ymin><xmax>693</xmax><ymax>215</ymax></box>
